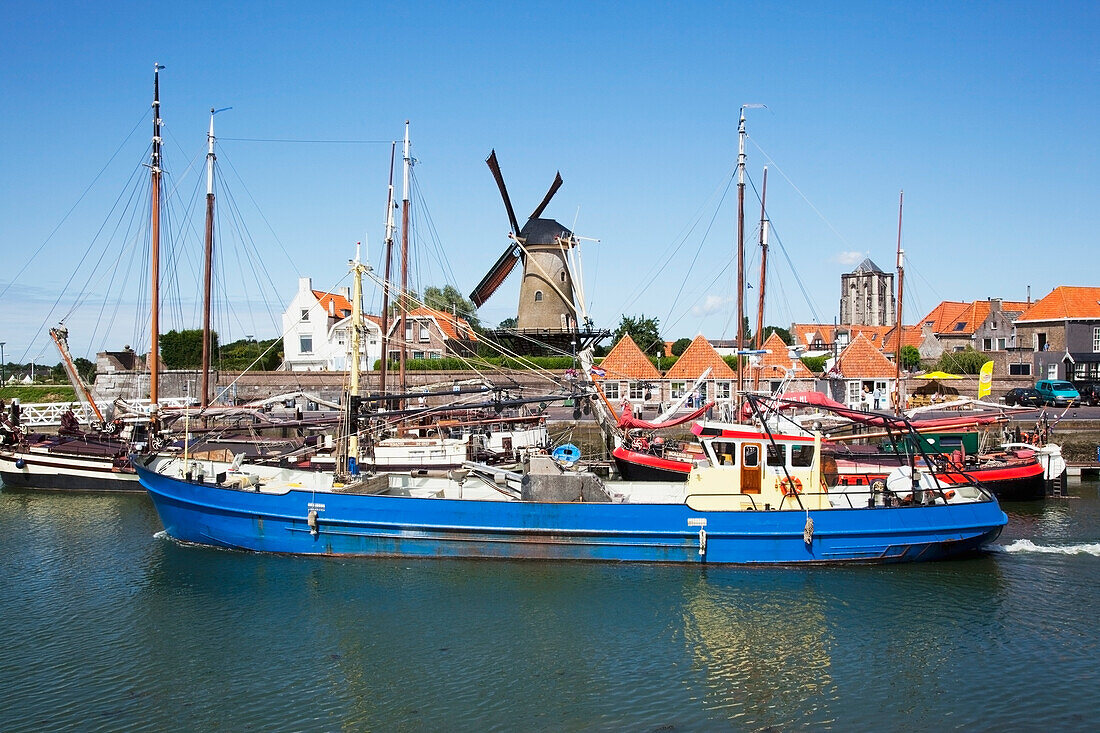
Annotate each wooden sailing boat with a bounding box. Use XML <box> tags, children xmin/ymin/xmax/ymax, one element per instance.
<box><xmin>0</xmin><ymin>63</ymin><xmax>173</xmax><ymax>491</ymax></box>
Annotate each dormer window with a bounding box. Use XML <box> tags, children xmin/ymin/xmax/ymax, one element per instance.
<box><xmin>953</xmin><ymin>322</ymin><xmax>967</xmax><ymax>331</ymax></box>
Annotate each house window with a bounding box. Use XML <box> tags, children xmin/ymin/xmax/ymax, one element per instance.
<box><xmin>997</xmin><ymin>337</ymin><xmax>1006</xmax><ymax>350</ymax></box>
<box><xmin>300</xmin><ymin>309</ymin><xmax>310</xmax><ymax>322</ymax></box>
<box><xmin>534</xmin><ymin>290</ymin><xmax>543</xmax><ymax>302</ymax></box>
<box><xmin>413</xmin><ymin>351</ymin><xmax>425</xmax><ymax>360</ymax></box>
<box><xmin>603</xmin><ymin>382</ymin><xmax>620</xmax><ymax>400</ymax></box>
<box><xmin>991</xmin><ymin>321</ymin><xmax>998</xmax><ymax>330</ymax></box>
<box><xmin>629</xmin><ymin>382</ymin><xmax>646</xmax><ymax>400</ymax></box>
<box><xmin>671</xmin><ymin>382</ymin><xmax>686</xmax><ymax>399</ymax></box>
<box><xmin>429</xmin><ymin>352</ymin><xmax>441</xmax><ymax>359</ymax></box>
<box><xmin>982</xmin><ymin>338</ymin><xmax>992</xmax><ymax>351</ymax></box>
<box><xmin>299</xmin><ymin>335</ymin><xmax>313</xmax><ymax>354</ymax></box>
<box><xmin>1093</xmin><ymin>327</ymin><xmax>1100</xmax><ymax>353</ymax></box>
<box><xmin>1048</xmin><ymin>364</ymin><xmax>1058</xmax><ymax>379</ymax></box>
<box><xmin>1009</xmin><ymin>363</ymin><xmax>1031</xmax><ymax>376</ymax></box>
<box><xmin>715</xmin><ymin>381</ymin><xmax>731</xmax><ymax>399</ymax></box>
<box><xmin>1036</xmin><ymin>333</ymin><xmax>1047</xmax><ymax>351</ymax></box>
<box><xmin>388</xmin><ymin>350</ymin><xmax>400</xmax><ymax>363</ymax></box>
<box><xmin>405</xmin><ymin>324</ymin><xmax>413</xmax><ymax>343</ymax></box>
<box><xmin>419</xmin><ymin>323</ymin><xmax>430</xmax><ymax>342</ymax></box>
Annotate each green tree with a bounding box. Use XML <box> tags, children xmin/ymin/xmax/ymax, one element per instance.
<box><xmin>497</xmin><ymin>316</ymin><xmax>518</xmax><ymax>329</ymax></box>
<box><xmin>934</xmin><ymin>346</ymin><xmax>987</xmax><ymax>375</ymax></box>
<box><xmin>757</xmin><ymin>326</ymin><xmax>792</xmax><ymax>345</ymax></box>
<box><xmin>801</xmin><ymin>355</ymin><xmax>828</xmax><ymax>374</ymax></box>
<box><xmin>423</xmin><ymin>285</ymin><xmax>481</xmax><ymax>332</ymax></box>
<box><xmin>161</xmin><ymin>329</ymin><xmax>219</xmax><ymax>369</ymax></box>
<box><xmin>612</xmin><ymin>314</ymin><xmax>662</xmax><ymax>356</ymax></box>
<box><xmin>671</xmin><ymin>337</ymin><xmax>692</xmax><ymax>356</ymax></box>
<box><xmin>73</xmin><ymin>357</ymin><xmax>96</xmax><ymax>384</ymax></box>
<box><xmin>899</xmin><ymin>345</ymin><xmax>921</xmax><ymax>371</ymax></box>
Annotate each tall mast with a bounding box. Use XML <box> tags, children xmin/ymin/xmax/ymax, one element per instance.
<box><xmin>754</xmin><ymin>166</ymin><xmax>769</xmax><ymax>352</ymax></box>
<box><xmin>736</xmin><ymin>105</ymin><xmax>747</xmax><ymax>396</ymax></box>
<box><xmin>398</xmin><ymin>120</ymin><xmax>411</xmax><ymax>405</ymax></box>
<box><xmin>200</xmin><ymin>107</ymin><xmax>216</xmax><ymax>409</ymax></box>
<box><xmin>348</xmin><ymin>242</ymin><xmax>367</xmax><ymax>472</ymax></box>
<box><xmin>379</xmin><ymin>141</ymin><xmax>397</xmax><ymax>398</ymax></box>
<box><xmin>149</xmin><ymin>63</ymin><xmax>165</xmax><ymax>414</ymax></box>
<box><xmin>893</xmin><ymin>190</ymin><xmax>905</xmax><ymax>416</ymax></box>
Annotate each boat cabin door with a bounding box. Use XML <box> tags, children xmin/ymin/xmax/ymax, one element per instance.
<box><xmin>741</xmin><ymin>443</ymin><xmax>762</xmax><ymax>494</ymax></box>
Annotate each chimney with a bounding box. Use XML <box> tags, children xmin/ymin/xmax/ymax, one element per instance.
<box><xmin>299</xmin><ymin>276</ymin><xmax>312</xmax><ymax>293</ymax></box>
<box><xmin>990</xmin><ymin>298</ymin><xmax>1003</xmax><ymax>313</ymax></box>
<box><xmin>329</xmin><ymin>299</ymin><xmax>335</xmax><ymax>317</ymax></box>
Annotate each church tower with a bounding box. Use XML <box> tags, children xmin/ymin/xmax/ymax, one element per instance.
<box><xmin>839</xmin><ymin>258</ymin><xmax>896</xmax><ymax>326</ymax></box>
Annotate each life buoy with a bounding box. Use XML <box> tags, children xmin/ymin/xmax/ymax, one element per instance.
<box><xmin>776</xmin><ymin>476</ymin><xmax>803</xmax><ymax>496</ymax></box>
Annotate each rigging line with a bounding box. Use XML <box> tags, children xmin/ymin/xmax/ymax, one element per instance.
<box><xmin>219</xmin><ymin>137</ymin><xmax>394</xmax><ymax>145</ymax></box>
<box><xmin>1</xmin><ymin>110</ymin><xmax>150</xmax><ymax>302</ymax></box>
<box><xmin>747</xmin><ymin>136</ymin><xmax>856</xmax><ymax>252</ymax></box>
<box><xmin>410</xmin><ymin>172</ymin><xmax>462</xmax><ymax>297</ymax></box>
<box><xmin>657</xmin><ymin>175</ymin><xmax>736</xmax><ymax>342</ymax></box>
<box><xmin>621</xmin><ymin>171</ymin><xmax>735</xmax><ymax>315</ymax></box>
<box><xmin>217</xmin><ymin>146</ymin><xmax>302</xmax><ymax>278</ymax></box>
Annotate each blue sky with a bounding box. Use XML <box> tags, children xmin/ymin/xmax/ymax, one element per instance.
<box><xmin>1</xmin><ymin>1</ymin><xmax>1097</xmax><ymax>363</ymax></box>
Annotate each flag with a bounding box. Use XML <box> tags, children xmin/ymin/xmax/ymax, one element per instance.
<box><xmin>589</xmin><ymin>366</ymin><xmax>606</xmax><ymax>378</ymax></box>
<box><xmin>978</xmin><ymin>360</ymin><xmax>994</xmax><ymax>399</ymax></box>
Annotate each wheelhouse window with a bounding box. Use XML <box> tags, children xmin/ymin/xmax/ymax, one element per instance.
<box><xmin>766</xmin><ymin>444</ymin><xmax>786</xmax><ymax>466</ymax></box>
<box><xmin>712</xmin><ymin>439</ymin><xmax>737</xmax><ymax>466</ymax></box>
<box><xmin>743</xmin><ymin>444</ymin><xmax>760</xmax><ymax>468</ymax></box>
<box><xmin>791</xmin><ymin>445</ymin><xmax>815</xmax><ymax>467</ymax></box>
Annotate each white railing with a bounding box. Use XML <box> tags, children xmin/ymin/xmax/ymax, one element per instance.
<box><xmin>11</xmin><ymin>398</ymin><xmax>194</xmax><ymax>427</ymax></box>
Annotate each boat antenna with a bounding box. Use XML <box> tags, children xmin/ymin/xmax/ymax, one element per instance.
<box><xmin>754</xmin><ymin>166</ymin><xmax>769</xmax><ymax>359</ymax></box>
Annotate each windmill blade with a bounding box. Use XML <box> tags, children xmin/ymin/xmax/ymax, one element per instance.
<box><xmin>486</xmin><ymin>150</ymin><xmax>521</xmax><ymax>235</ymax></box>
<box><xmin>529</xmin><ymin>172</ymin><xmax>563</xmax><ymax>220</ymax></box>
<box><xmin>469</xmin><ymin>243</ymin><xmax>522</xmax><ymax>307</ymax></box>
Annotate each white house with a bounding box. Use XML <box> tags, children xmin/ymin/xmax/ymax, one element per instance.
<box><xmin>281</xmin><ymin>277</ymin><xmax>383</xmax><ymax>372</ymax></box>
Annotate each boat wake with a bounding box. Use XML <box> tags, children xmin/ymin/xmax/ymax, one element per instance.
<box><xmin>996</xmin><ymin>539</ymin><xmax>1100</xmax><ymax>556</ymax></box>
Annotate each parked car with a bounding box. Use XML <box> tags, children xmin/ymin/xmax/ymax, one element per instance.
<box><xmin>1034</xmin><ymin>380</ymin><xmax>1080</xmax><ymax>406</ymax></box>
<box><xmin>1003</xmin><ymin>387</ymin><xmax>1043</xmax><ymax>407</ymax></box>
<box><xmin>1076</xmin><ymin>383</ymin><xmax>1100</xmax><ymax>406</ymax></box>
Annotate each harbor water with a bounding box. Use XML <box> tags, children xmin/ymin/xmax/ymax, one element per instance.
<box><xmin>1</xmin><ymin>479</ymin><xmax>1098</xmax><ymax>731</ymax></box>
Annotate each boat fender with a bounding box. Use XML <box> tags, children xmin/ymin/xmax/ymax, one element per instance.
<box><xmin>307</xmin><ymin>510</ymin><xmax>319</xmax><ymax>537</ymax></box>
<box><xmin>698</xmin><ymin>528</ymin><xmax>707</xmax><ymax>556</ymax></box>
<box><xmin>777</xmin><ymin>476</ymin><xmax>803</xmax><ymax>496</ymax></box>
<box><xmin>803</xmin><ymin>516</ymin><xmax>814</xmax><ymax>545</ymax></box>
<box><xmin>15</xmin><ymin>458</ymin><xmax>25</xmax><ymax>469</ymax></box>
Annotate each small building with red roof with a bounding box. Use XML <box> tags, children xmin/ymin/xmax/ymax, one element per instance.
<box><xmin>826</xmin><ymin>332</ymin><xmax>900</xmax><ymax>409</ymax></box>
<box><xmin>384</xmin><ymin>306</ymin><xmax>479</xmax><ymax>363</ymax></box>
<box><xmin>594</xmin><ymin>334</ymin><xmax>662</xmax><ymax>408</ymax></box>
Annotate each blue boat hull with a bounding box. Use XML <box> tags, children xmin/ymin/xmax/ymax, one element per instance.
<box><xmin>135</xmin><ymin>464</ymin><xmax>1006</xmax><ymax>564</ymax></box>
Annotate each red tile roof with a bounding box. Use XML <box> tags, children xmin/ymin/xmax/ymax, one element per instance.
<box><xmin>387</xmin><ymin>307</ymin><xmax>478</xmax><ymax>341</ymax></box>
<box><xmin>1017</xmin><ymin>286</ymin><xmax>1100</xmax><ymax>322</ymax></box>
<box><xmin>312</xmin><ymin>289</ymin><xmax>353</xmax><ymax>319</ymax></box>
<box><xmin>918</xmin><ymin>300</ymin><xmax>1031</xmax><ymax>335</ymax></box>
<box><xmin>834</xmin><ymin>333</ymin><xmax>897</xmax><ymax>379</ymax></box>
<box><xmin>665</xmin><ymin>335</ymin><xmax>736</xmax><ymax>379</ymax></box>
<box><xmin>600</xmin><ymin>335</ymin><xmax>661</xmax><ymax>380</ymax></box>
<box><xmin>757</xmin><ymin>332</ymin><xmax>816</xmax><ymax>378</ymax></box>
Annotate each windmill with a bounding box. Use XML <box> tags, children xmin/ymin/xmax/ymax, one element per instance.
<box><xmin>471</xmin><ymin>150</ymin><xmax>581</xmax><ymax>331</ymax></box>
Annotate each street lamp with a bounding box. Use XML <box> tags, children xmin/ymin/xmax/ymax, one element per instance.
<box><xmin>0</xmin><ymin>342</ymin><xmax>5</xmax><ymax>385</ymax></box>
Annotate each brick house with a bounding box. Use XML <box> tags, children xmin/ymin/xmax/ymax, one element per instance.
<box><xmin>384</xmin><ymin>307</ymin><xmax>478</xmax><ymax>362</ymax></box>
<box><xmin>826</xmin><ymin>333</ymin><xmax>899</xmax><ymax>409</ymax></box>
<box><xmin>1014</xmin><ymin>286</ymin><xmax>1100</xmax><ymax>383</ymax></box>
<box><xmin>595</xmin><ymin>334</ymin><xmax>662</xmax><ymax>410</ymax></box>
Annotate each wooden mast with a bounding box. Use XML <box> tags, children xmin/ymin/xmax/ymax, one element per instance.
<box><xmin>378</xmin><ymin>141</ymin><xmax>397</xmax><ymax>398</ymax></box>
<box><xmin>200</xmin><ymin>107</ymin><xmax>216</xmax><ymax>409</ymax></box>
<box><xmin>893</xmin><ymin>190</ymin><xmax>905</xmax><ymax>415</ymax></box>
<box><xmin>149</xmin><ymin>63</ymin><xmax>165</xmax><ymax>416</ymax></box>
<box><xmin>754</xmin><ymin>166</ymin><xmax>769</xmax><ymax>351</ymax></box>
<box><xmin>735</xmin><ymin>105</ymin><xmax>746</xmax><ymax>396</ymax></box>
<box><xmin>398</xmin><ymin>121</ymin><xmax>411</xmax><ymax>408</ymax></box>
